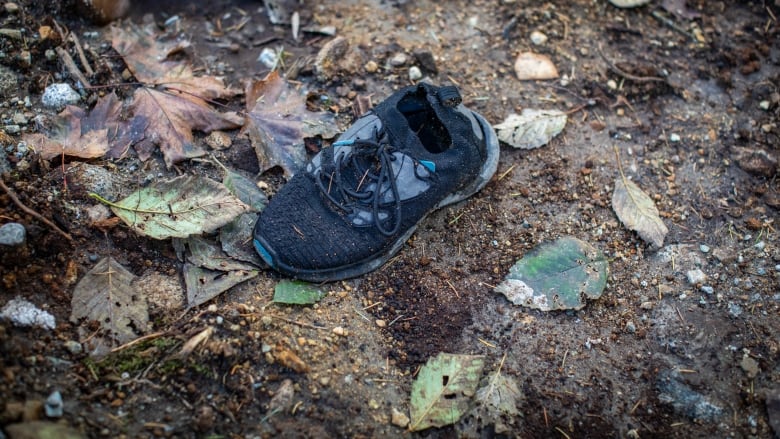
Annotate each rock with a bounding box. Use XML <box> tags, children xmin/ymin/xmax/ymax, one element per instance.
<box><xmin>44</xmin><ymin>391</ymin><xmax>63</xmax><ymax>418</ymax></box>
<box><xmin>315</xmin><ymin>36</ymin><xmax>350</xmax><ymax>80</ymax></box>
<box><xmin>514</xmin><ymin>52</ymin><xmax>558</xmax><ymax>80</ymax></box>
<box><xmin>609</xmin><ymin>0</ymin><xmax>652</xmax><ymax>7</ymax></box>
<box><xmin>529</xmin><ymin>30</ymin><xmax>548</xmax><ymax>45</ymax></box>
<box><xmin>413</xmin><ymin>49</ymin><xmax>438</xmax><ymax>74</ymax></box>
<box><xmin>389</xmin><ymin>52</ymin><xmax>408</xmax><ymax>67</ymax></box>
<box><xmin>0</xmin><ymin>64</ymin><xmax>19</xmax><ymax>98</ymax></box>
<box><xmin>257</xmin><ymin>47</ymin><xmax>278</xmax><ymax>69</ymax></box>
<box><xmin>740</xmin><ymin>354</ymin><xmax>759</xmax><ymax>378</ymax></box>
<box><xmin>66</xmin><ymin>163</ymin><xmax>120</xmax><ymax>200</ymax></box>
<box><xmin>193</xmin><ymin>405</ymin><xmax>215</xmax><ymax>432</ymax></box>
<box><xmin>0</xmin><ymin>298</ymin><xmax>55</xmax><ymax>330</ymax></box>
<box><xmin>41</xmin><ymin>83</ymin><xmax>81</xmax><ymax>109</ymax></box>
<box><xmin>733</xmin><ymin>146</ymin><xmax>778</xmax><ymax>177</ymax></box>
<box><xmin>408</xmin><ymin>66</ymin><xmax>422</xmax><ymax>81</ymax></box>
<box><xmin>391</xmin><ymin>407</ymin><xmax>410</xmax><ymax>428</ymax></box>
<box><xmin>656</xmin><ymin>370</ymin><xmax>724</xmax><ymax>422</ymax></box>
<box><xmin>699</xmin><ymin>244</ymin><xmax>710</xmax><ymax>253</ymax></box>
<box><xmin>0</xmin><ymin>223</ymin><xmax>26</xmax><ymax>246</ymax></box>
<box><xmin>332</xmin><ymin>326</ymin><xmax>347</xmax><ymax>336</ymax></box>
<box><xmin>364</xmin><ymin>60</ymin><xmax>378</xmax><ymax>73</ymax></box>
<box><xmin>686</xmin><ymin>269</ymin><xmax>706</xmax><ymax>285</ymax></box>
<box><xmin>63</xmin><ymin>340</ymin><xmax>83</xmax><ymax>355</ymax></box>
<box><xmin>5</xmin><ymin>421</ymin><xmax>86</xmax><ymax>439</ymax></box>
<box><xmin>204</xmin><ymin>131</ymin><xmax>232</xmax><ymax>150</ymax></box>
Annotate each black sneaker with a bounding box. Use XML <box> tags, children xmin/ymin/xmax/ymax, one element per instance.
<box><xmin>253</xmin><ymin>83</ymin><xmax>499</xmax><ymax>282</ymax></box>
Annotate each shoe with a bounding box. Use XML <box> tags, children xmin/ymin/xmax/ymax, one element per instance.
<box><xmin>253</xmin><ymin>82</ymin><xmax>500</xmax><ymax>282</ymax></box>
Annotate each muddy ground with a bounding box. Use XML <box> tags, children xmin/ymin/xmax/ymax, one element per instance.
<box><xmin>1</xmin><ymin>0</ymin><xmax>779</xmax><ymax>437</ymax></box>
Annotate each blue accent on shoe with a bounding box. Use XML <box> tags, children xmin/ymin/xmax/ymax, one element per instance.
<box><xmin>253</xmin><ymin>239</ymin><xmax>275</xmax><ymax>267</ymax></box>
<box><xmin>420</xmin><ymin>160</ymin><xmax>436</xmax><ymax>172</ymax></box>
<box><xmin>333</xmin><ymin>139</ymin><xmax>355</xmax><ymax>147</ymax></box>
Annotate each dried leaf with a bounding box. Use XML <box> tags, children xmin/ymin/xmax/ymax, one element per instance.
<box><xmin>97</xmin><ymin>174</ymin><xmax>250</xmax><ymax>240</ymax></box>
<box><xmin>129</xmin><ymin>88</ymin><xmax>243</xmax><ymax>167</ymax></box>
<box><xmin>111</xmin><ymin>24</ymin><xmax>240</xmax><ymax>100</ymax></box>
<box><xmin>245</xmin><ymin>71</ymin><xmax>338</xmax><ymax>175</ymax></box>
<box><xmin>495</xmin><ymin>237</ymin><xmax>608</xmax><ymax>311</ymax></box>
<box><xmin>24</xmin><ymin>93</ymin><xmax>129</xmax><ymax>160</ymax></box>
<box><xmin>219</xmin><ymin>212</ymin><xmax>266</xmax><ymax>267</ymax></box>
<box><xmin>461</xmin><ymin>369</ymin><xmax>522</xmax><ymax>435</ymax></box>
<box><xmin>173</xmin><ymin>326</ymin><xmax>214</xmax><ymax>359</ymax></box>
<box><xmin>612</xmin><ymin>177</ymin><xmax>668</xmax><ymax>247</ymax></box>
<box><xmin>70</xmin><ymin>257</ymin><xmax>149</xmax><ymax>348</ymax></box>
<box><xmin>494</xmin><ymin>109</ymin><xmax>567</xmax><ymax>149</ymax></box>
<box><xmin>273</xmin><ymin>343</ymin><xmax>310</xmax><ymax>373</ymax></box>
<box><xmin>185</xmin><ymin>236</ymin><xmax>259</xmax><ymax>271</ymax></box>
<box><xmin>410</xmin><ymin>353</ymin><xmax>486</xmax><ymax>431</ymax></box>
<box><xmin>513</xmin><ymin>52</ymin><xmax>559</xmax><ymax>80</ymax></box>
<box><xmin>183</xmin><ymin>263</ymin><xmax>259</xmax><ymax>308</ymax></box>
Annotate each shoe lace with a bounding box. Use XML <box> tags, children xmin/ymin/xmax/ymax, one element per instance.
<box><xmin>315</xmin><ymin>136</ymin><xmax>407</xmax><ymax>237</ymax></box>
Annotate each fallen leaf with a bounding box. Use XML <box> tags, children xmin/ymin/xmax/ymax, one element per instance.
<box><xmin>70</xmin><ymin>257</ymin><xmax>149</xmax><ymax>350</ymax></box>
<box><xmin>264</xmin><ymin>379</ymin><xmax>295</xmax><ymax>421</ymax></box>
<box><xmin>494</xmin><ymin>109</ymin><xmax>567</xmax><ymax>149</ymax></box>
<box><xmin>245</xmin><ymin>71</ymin><xmax>338</xmax><ymax>175</ymax></box>
<box><xmin>495</xmin><ymin>236</ymin><xmax>608</xmax><ymax>311</ymax></box>
<box><xmin>129</xmin><ymin>88</ymin><xmax>243</xmax><ymax>167</ymax></box>
<box><xmin>183</xmin><ymin>263</ymin><xmax>259</xmax><ymax>308</ymax></box>
<box><xmin>514</xmin><ymin>52</ymin><xmax>558</xmax><ymax>80</ymax></box>
<box><xmin>612</xmin><ymin>177</ymin><xmax>668</xmax><ymax>247</ymax></box>
<box><xmin>219</xmin><ymin>212</ymin><xmax>266</xmax><ymax>267</ymax></box>
<box><xmin>222</xmin><ymin>168</ymin><xmax>268</xmax><ymax>212</ymax></box>
<box><xmin>94</xmin><ymin>174</ymin><xmax>250</xmax><ymax>240</ymax></box>
<box><xmin>184</xmin><ymin>236</ymin><xmax>260</xmax><ymax>271</ymax></box>
<box><xmin>24</xmin><ymin>93</ymin><xmax>128</xmax><ymax>160</ymax></box>
<box><xmin>461</xmin><ymin>367</ymin><xmax>522</xmax><ymax>435</ymax></box>
<box><xmin>111</xmin><ymin>23</ymin><xmax>240</xmax><ymax>100</ymax></box>
<box><xmin>410</xmin><ymin>353</ymin><xmax>486</xmax><ymax>431</ymax></box>
<box><xmin>273</xmin><ymin>280</ymin><xmax>325</xmax><ymax>305</ymax></box>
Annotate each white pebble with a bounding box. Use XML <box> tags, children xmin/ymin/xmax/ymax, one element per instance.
<box><xmin>41</xmin><ymin>83</ymin><xmax>80</xmax><ymax>109</ymax></box>
<box><xmin>530</xmin><ymin>30</ymin><xmax>548</xmax><ymax>45</ymax></box>
<box><xmin>669</xmin><ymin>133</ymin><xmax>681</xmax><ymax>142</ymax></box>
<box><xmin>0</xmin><ymin>297</ymin><xmax>55</xmax><ymax>330</ymax></box>
<box><xmin>408</xmin><ymin>66</ymin><xmax>422</xmax><ymax>81</ymax></box>
<box><xmin>686</xmin><ymin>269</ymin><xmax>706</xmax><ymax>285</ymax></box>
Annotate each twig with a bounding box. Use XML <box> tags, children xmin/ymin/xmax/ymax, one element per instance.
<box><xmin>597</xmin><ymin>44</ymin><xmax>667</xmax><ymax>84</ymax></box>
<box><xmin>269</xmin><ymin>314</ymin><xmax>328</xmax><ymax>331</ymax></box>
<box><xmin>69</xmin><ymin>33</ymin><xmax>94</xmax><ymax>76</ymax></box>
<box><xmin>650</xmin><ymin>10</ymin><xmax>697</xmax><ymax>41</ymax></box>
<box><xmin>110</xmin><ymin>331</ymin><xmax>168</xmax><ymax>353</ymax></box>
<box><xmin>554</xmin><ymin>426</ymin><xmax>572</xmax><ymax>439</ymax></box>
<box><xmin>56</xmin><ymin>46</ymin><xmax>91</xmax><ymax>88</ymax></box>
<box><xmin>0</xmin><ymin>178</ymin><xmax>73</xmax><ymax>241</ymax></box>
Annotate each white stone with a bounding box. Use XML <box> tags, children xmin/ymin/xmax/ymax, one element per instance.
<box><xmin>1</xmin><ymin>297</ymin><xmax>55</xmax><ymax>330</ymax></box>
<box><xmin>41</xmin><ymin>83</ymin><xmax>80</xmax><ymax>109</ymax></box>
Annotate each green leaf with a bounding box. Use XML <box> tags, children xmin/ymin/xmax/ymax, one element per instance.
<box><xmin>92</xmin><ymin>175</ymin><xmax>249</xmax><ymax>240</ymax></box>
<box><xmin>410</xmin><ymin>353</ymin><xmax>486</xmax><ymax>431</ymax></box>
<box><xmin>495</xmin><ymin>236</ymin><xmax>608</xmax><ymax>311</ymax></box>
<box><xmin>612</xmin><ymin>177</ymin><xmax>668</xmax><ymax>247</ymax></box>
<box><xmin>273</xmin><ymin>280</ymin><xmax>325</xmax><ymax>305</ymax></box>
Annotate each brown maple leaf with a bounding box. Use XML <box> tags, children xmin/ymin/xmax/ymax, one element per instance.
<box><xmin>129</xmin><ymin>88</ymin><xmax>243</xmax><ymax>167</ymax></box>
<box><xmin>245</xmin><ymin>71</ymin><xmax>338</xmax><ymax>175</ymax></box>
<box><xmin>111</xmin><ymin>23</ymin><xmax>240</xmax><ymax>100</ymax></box>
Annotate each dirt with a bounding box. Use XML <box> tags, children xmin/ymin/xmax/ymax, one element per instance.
<box><xmin>1</xmin><ymin>0</ymin><xmax>779</xmax><ymax>437</ymax></box>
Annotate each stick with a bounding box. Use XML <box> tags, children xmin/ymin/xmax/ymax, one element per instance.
<box><xmin>56</xmin><ymin>46</ymin><xmax>91</xmax><ymax>88</ymax></box>
<box><xmin>597</xmin><ymin>44</ymin><xmax>667</xmax><ymax>84</ymax></box>
<box><xmin>0</xmin><ymin>178</ymin><xmax>73</xmax><ymax>241</ymax></box>
<box><xmin>69</xmin><ymin>33</ymin><xmax>94</xmax><ymax>76</ymax></box>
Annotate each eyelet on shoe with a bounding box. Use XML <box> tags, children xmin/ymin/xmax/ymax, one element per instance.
<box><xmin>437</xmin><ymin>85</ymin><xmax>462</xmax><ymax>107</ymax></box>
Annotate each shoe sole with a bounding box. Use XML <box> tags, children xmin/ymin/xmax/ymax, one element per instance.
<box><xmin>254</xmin><ymin>110</ymin><xmax>500</xmax><ymax>282</ymax></box>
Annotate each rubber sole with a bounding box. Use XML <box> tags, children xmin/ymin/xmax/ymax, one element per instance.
<box><xmin>254</xmin><ymin>110</ymin><xmax>501</xmax><ymax>282</ymax></box>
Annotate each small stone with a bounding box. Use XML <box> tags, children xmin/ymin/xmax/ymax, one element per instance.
<box><xmin>530</xmin><ymin>30</ymin><xmax>548</xmax><ymax>45</ymax></box>
<box><xmin>257</xmin><ymin>47</ymin><xmax>278</xmax><ymax>69</ymax></box>
<box><xmin>44</xmin><ymin>391</ymin><xmax>63</xmax><ymax>418</ymax></box>
<box><xmin>640</xmin><ymin>301</ymin><xmax>654</xmax><ymax>310</ymax></box>
<box><xmin>375</xmin><ymin>319</ymin><xmax>386</xmax><ymax>328</ymax></box>
<box><xmin>64</xmin><ymin>340</ymin><xmax>83</xmax><ymax>355</ymax></box>
<box><xmin>391</xmin><ymin>407</ymin><xmax>410</xmax><ymax>428</ymax></box>
<box><xmin>408</xmin><ymin>66</ymin><xmax>422</xmax><ymax>81</ymax></box>
<box><xmin>389</xmin><ymin>52</ymin><xmax>408</xmax><ymax>67</ymax></box>
<box><xmin>41</xmin><ymin>83</ymin><xmax>81</xmax><ymax>109</ymax></box>
<box><xmin>0</xmin><ymin>222</ymin><xmax>26</xmax><ymax>246</ymax></box>
<box><xmin>700</xmin><ymin>285</ymin><xmax>714</xmax><ymax>295</ymax></box>
<box><xmin>4</xmin><ymin>3</ymin><xmax>20</xmax><ymax>13</ymax></box>
<box><xmin>759</xmin><ymin>100</ymin><xmax>770</xmax><ymax>110</ymax></box>
<box><xmin>0</xmin><ymin>298</ymin><xmax>55</xmax><ymax>330</ymax></box>
<box><xmin>686</xmin><ymin>269</ymin><xmax>706</xmax><ymax>285</ymax></box>
<box><xmin>740</xmin><ymin>354</ymin><xmax>759</xmax><ymax>378</ymax></box>
<box><xmin>413</xmin><ymin>49</ymin><xmax>437</xmax><ymax>74</ymax></box>
<box><xmin>368</xmin><ymin>399</ymin><xmax>380</xmax><ymax>410</ymax></box>
<box><xmin>699</xmin><ymin>244</ymin><xmax>710</xmax><ymax>253</ymax></box>
<box><xmin>364</xmin><ymin>60</ymin><xmax>379</xmax><ymax>73</ymax></box>
<box><xmin>728</xmin><ymin>302</ymin><xmax>743</xmax><ymax>318</ymax></box>
<box><xmin>12</xmin><ymin>112</ymin><xmax>27</xmax><ymax>125</ymax></box>
<box><xmin>669</xmin><ymin>133</ymin><xmax>681</xmax><ymax>142</ymax></box>
<box><xmin>332</xmin><ymin>326</ymin><xmax>347</xmax><ymax>336</ymax></box>
<box><xmin>4</xmin><ymin>124</ymin><xmax>20</xmax><ymax>134</ymax></box>
<box><xmin>319</xmin><ymin>376</ymin><xmax>330</xmax><ymax>386</ymax></box>
<box><xmin>625</xmin><ymin>321</ymin><xmax>636</xmax><ymax>333</ymax></box>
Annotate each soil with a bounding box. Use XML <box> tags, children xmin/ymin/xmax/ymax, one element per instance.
<box><xmin>1</xmin><ymin>0</ymin><xmax>779</xmax><ymax>438</ymax></box>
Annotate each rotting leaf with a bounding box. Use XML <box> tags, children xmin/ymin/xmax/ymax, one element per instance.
<box><xmin>273</xmin><ymin>280</ymin><xmax>325</xmax><ymax>305</ymax></box>
<box><xmin>111</xmin><ymin>23</ymin><xmax>241</xmax><ymax>100</ymax></box>
<box><xmin>245</xmin><ymin>71</ymin><xmax>339</xmax><ymax>176</ymax></box>
<box><xmin>219</xmin><ymin>164</ymin><xmax>268</xmax><ymax>212</ymax></box>
<box><xmin>70</xmin><ymin>257</ymin><xmax>149</xmax><ymax>354</ymax></box>
<box><xmin>92</xmin><ymin>175</ymin><xmax>250</xmax><ymax>240</ymax></box>
<box><xmin>495</xmin><ymin>236</ymin><xmax>608</xmax><ymax>311</ymax></box>
<box><xmin>493</xmin><ymin>109</ymin><xmax>567</xmax><ymax>150</ymax></box>
<box><xmin>185</xmin><ymin>236</ymin><xmax>260</xmax><ymax>271</ymax></box>
<box><xmin>24</xmin><ymin>93</ymin><xmax>129</xmax><ymax>160</ymax></box>
<box><xmin>183</xmin><ymin>263</ymin><xmax>259</xmax><ymax>308</ymax></box>
<box><xmin>219</xmin><ymin>212</ymin><xmax>266</xmax><ymax>267</ymax></box>
<box><xmin>173</xmin><ymin>326</ymin><xmax>214</xmax><ymax>359</ymax></box>
<box><xmin>465</xmin><ymin>356</ymin><xmax>522</xmax><ymax>435</ymax></box>
<box><xmin>129</xmin><ymin>87</ymin><xmax>243</xmax><ymax>167</ymax></box>
<box><xmin>612</xmin><ymin>176</ymin><xmax>668</xmax><ymax>247</ymax></box>
<box><xmin>410</xmin><ymin>353</ymin><xmax>486</xmax><ymax>431</ymax></box>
